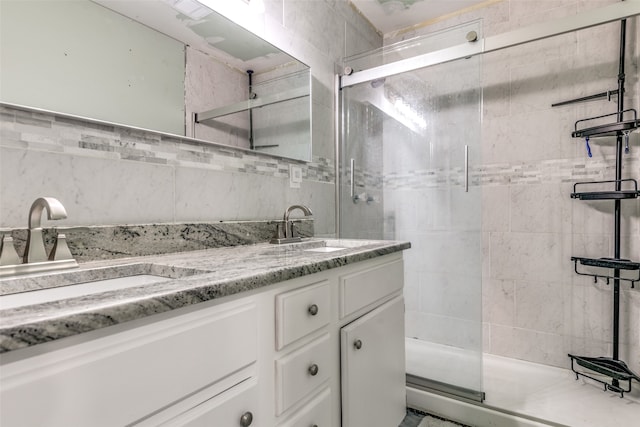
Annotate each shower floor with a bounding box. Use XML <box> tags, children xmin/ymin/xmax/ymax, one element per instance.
<box><xmin>406</xmin><ymin>338</ymin><xmax>640</xmax><ymax>426</ymax></box>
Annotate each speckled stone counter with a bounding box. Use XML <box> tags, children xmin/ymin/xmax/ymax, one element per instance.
<box><xmin>0</xmin><ymin>239</ymin><xmax>409</xmax><ymax>354</ymax></box>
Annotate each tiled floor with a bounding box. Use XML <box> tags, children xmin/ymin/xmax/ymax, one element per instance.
<box><xmin>400</xmin><ymin>409</ymin><xmax>471</xmax><ymax>427</ymax></box>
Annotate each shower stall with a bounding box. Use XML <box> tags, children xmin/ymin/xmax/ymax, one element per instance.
<box><xmin>337</xmin><ymin>3</ymin><xmax>640</xmax><ymax>425</ymax></box>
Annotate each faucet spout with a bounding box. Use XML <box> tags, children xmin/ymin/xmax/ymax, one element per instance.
<box><xmin>24</xmin><ymin>197</ymin><xmax>68</xmax><ymax>263</ymax></box>
<box><xmin>283</xmin><ymin>204</ymin><xmax>313</xmax><ymax>222</ymax></box>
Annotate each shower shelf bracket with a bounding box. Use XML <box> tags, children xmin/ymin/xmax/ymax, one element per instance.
<box><xmin>570</xmin><ymin>179</ymin><xmax>640</xmax><ymax>200</ymax></box>
<box><xmin>571</xmin><ymin>109</ymin><xmax>639</xmax><ymax>138</ymax></box>
<box><xmin>571</xmin><ymin>256</ymin><xmax>640</xmax><ymax>287</ymax></box>
<box><xmin>551</xmin><ymin>88</ymin><xmax>623</xmax><ymax>107</ymax></box>
<box><xmin>568</xmin><ymin>355</ymin><xmax>640</xmax><ymax>398</ymax></box>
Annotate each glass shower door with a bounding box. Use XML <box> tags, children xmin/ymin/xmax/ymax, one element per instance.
<box><xmin>339</xmin><ymin>22</ymin><xmax>484</xmax><ymax>400</ymax></box>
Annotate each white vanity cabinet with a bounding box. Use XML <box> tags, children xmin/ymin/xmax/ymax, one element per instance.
<box><xmin>0</xmin><ymin>251</ymin><xmax>406</xmax><ymax>427</ymax></box>
<box><xmin>0</xmin><ymin>299</ymin><xmax>260</xmax><ymax>427</ymax></box>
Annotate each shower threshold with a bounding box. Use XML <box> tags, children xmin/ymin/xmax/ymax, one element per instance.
<box><xmin>406</xmin><ymin>373</ymin><xmax>485</xmax><ymax>403</ymax></box>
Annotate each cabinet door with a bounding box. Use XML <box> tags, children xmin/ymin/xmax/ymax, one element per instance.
<box><xmin>340</xmin><ymin>295</ymin><xmax>405</xmax><ymax>427</ymax></box>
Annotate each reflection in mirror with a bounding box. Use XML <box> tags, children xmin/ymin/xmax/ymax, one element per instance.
<box><xmin>0</xmin><ymin>0</ymin><xmax>312</xmax><ymax>162</ymax></box>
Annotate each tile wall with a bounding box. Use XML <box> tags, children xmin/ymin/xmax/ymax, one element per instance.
<box><xmin>387</xmin><ymin>0</ymin><xmax>640</xmax><ymax>371</ymax></box>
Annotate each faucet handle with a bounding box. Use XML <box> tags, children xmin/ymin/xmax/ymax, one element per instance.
<box><xmin>0</xmin><ymin>234</ymin><xmax>21</xmax><ymax>266</ymax></box>
<box><xmin>48</xmin><ymin>233</ymin><xmax>74</xmax><ymax>261</ymax></box>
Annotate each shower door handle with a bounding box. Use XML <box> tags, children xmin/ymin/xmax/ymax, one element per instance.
<box><xmin>350</xmin><ymin>158</ymin><xmax>356</xmax><ymax>200</ymax></box>
<box><xmin>464</xmin><ymin>145</ymin><xmax>469</xmax><ymax>193</ymax></box>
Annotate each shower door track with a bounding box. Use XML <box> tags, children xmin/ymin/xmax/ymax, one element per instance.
<box><xmin>407</xmin><ymin>373</ymin><xmax>485</xmax><ymax>403</ymax></box>
<box><xmin>339</xmin><ymin>1</ymin><xmax>640</xmax><ymax>89</ymax></box>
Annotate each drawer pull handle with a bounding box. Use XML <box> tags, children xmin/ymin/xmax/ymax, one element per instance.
<box><xmin>308</xmin><ymin>304</ymin><xmax>319</xmax><ymax>316</ymax></box>
<box><xmin>354</xmin><ymin>339</ymin><xmax>363</xmax><ymax>350</ymax></box>
<box><xmin>239</xmin><ymin>411</ymin><xmax>253</xmax><ymax>426</ymax></box>
<box><xmin>308</xmin><ymin>363</ymin><xmax>319</xmax><ymax>376</ymax></box>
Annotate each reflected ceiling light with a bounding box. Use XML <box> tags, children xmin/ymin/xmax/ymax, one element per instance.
<box><xmin>249</xmin><ymin>0</ymin><xmax>266</xmax><ymax>14</ymax></box>
<box><xmin>164</xmin><ymin>0</ymin><xmax>213</xmax><ymax>20</ymax></box>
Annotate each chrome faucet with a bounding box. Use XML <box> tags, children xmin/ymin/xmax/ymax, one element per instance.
<box><xmin>0</xmin><ymin>197</ymin><xmax>78</xmax><ymax>277</ymax></box>
<box><xmin>271</xmin><ymin>204</ymin><xmax>313</xmax><ymax>244</ymax></box>
<box><xmin>24</xmin><ymin>197</ymin><xmax>68</xmax><ymax>263</ymax></box>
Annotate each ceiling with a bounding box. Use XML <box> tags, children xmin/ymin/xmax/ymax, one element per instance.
<box><xmin>350</xmin><ymin>0</ymin><xmax>490</xmax><ymax>35</ymax></box>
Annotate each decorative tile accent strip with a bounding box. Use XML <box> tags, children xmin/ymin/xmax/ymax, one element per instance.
<box><xmin>0</xmin><ymin>103</ymin><xmax>334</xmax><ymax>183</ymax></box>
<box><xmin>6</xmin><ymin>220</ymin><xmax>314</xmax><ymax>262</ymax></box>
<box><xmin>383</xmin><ymin>156</ymin><xmax>638</xmax><ymax>190</ymax></box>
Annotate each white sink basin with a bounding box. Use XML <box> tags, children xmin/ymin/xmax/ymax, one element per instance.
<box><xmin>301</xmin><ymin>239</ymin><xmax>377</xmax><ymax>253</ymax></box>
<box><xmin>0</xmin><ymin>275</ymin><xmax>170</xmax><ymax>310</ymax></box>
<box><xmin>0</xmin><ymin>263</ymin><xmax>205</xmax><ymax>310</ymax></box>
<box><xmin>304</xmin><ymin>246</ymin><xmax>347</xmax><ymax>253</ymax></box>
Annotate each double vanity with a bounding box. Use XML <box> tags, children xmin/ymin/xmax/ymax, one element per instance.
<box><xmin>0</xmin><ymin>230</ymin><xmax>409</xmax><ymax>427</ymax></box>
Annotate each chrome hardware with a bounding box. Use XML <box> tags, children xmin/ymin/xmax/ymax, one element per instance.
<box><xmin>24</xmin><ymin>197</ymin><xmax>68</xmax><ymax>263</ymax></box>
<box><xmin>350</xmin><ymin>158</ymin><xmax>356</xmax><ymax>201</ymax></box>
<box><xmin>308</xmin><ymin>364</ymin><xmax>319</xmax><ymax>376</ymax></box>
<box><xmin>239</xmin><ymin>411</ymin><xmax>253</xmax><ymax>426</ymax></box>
<box><xmin>464</xmin><ymin>145</ymin><xmax>469</xmax><ymax>193</ymax></box>
<box><xmin>466</xmin><ymin>30</ymin><xmax>478</xmax><ymax>42</ymax></box>
<box><xmin>49</xmin><ymin>233</ymin><xmax>74</xmax><ymax>261</ymax></box>
<box><xmin>0</xmin><ymin>197</ymin><xmax>78</xmax><ymax>278</ymax></box>
<box><xmin>270</xmin><ymin>204</ymin><xmax>313</xmax><ymax>244</ymax></box>
<box><xmin>354</xmin><ymin>339</ymin><xmax>363</xmax><ymax>350</ymax></box>
<box><xmin>308</xmin><ymin>304</ymin><xmax>319</xmax><ymax>316</ymax></box>
<box><xmin>0</xmin><ymin>234</ymin><xmax>21</xmax><ymax>266</ymax></box>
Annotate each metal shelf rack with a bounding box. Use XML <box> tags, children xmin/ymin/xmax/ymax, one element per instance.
<box><xmin>554</xmin><ymin>18</ymin><xmax>640</xmax><ymax>398</ymax></box>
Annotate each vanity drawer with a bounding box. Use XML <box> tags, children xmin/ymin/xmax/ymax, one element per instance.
<box><xmin>275</xmin><ymin>333</ymin><xmax>331</xmax><ymax>415</ymax></box>
<box><xmin>276</xmin><ymin>280</ymin><xmax>330</xmax><ymax>350</ymax></box>
<box><xmin>340</xmin><ymin>259</ymin><xmax>403</xmax><ymax>318</ymax></box>
<box><xmin>277</xmin><ymin>387</ymin><xmax>331</xmax><ymax>427</ymax></box>
<box><xmin>158</xmin><ymin>377</ymin><xmax>259</xmax><ymax>427</ymax></box>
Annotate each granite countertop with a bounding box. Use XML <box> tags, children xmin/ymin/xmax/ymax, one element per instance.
<box><xmin>0</xmin><ymin>238</ymin><xmax>410</xmax><ymax>354</ymax></box>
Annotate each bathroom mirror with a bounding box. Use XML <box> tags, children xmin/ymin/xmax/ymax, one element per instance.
<box><xmin>0</xmin><ymin>0</ymin><xmax>312</xmax><ymax>162</ymax></box>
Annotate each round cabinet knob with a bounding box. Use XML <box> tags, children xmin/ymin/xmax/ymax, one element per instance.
<box><xmin>239</xmin><ymin>411</ymin><xmax>253</xmax><ymax>427</ymax></box>
<box><xmin>354</xmin><ymin>339</ymin><xmax>363</xmax><ymax>350</ymax></box>
<box><xmin>308</xmin><ymin>304</ymin><xmax>319</xmax><ymax>316</ymax></box>
<box><xmin>308</xmin><ymin>363</ymin><xmax>319</xmax><ymax>376</ymax></box>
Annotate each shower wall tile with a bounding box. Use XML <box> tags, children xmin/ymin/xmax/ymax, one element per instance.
<box><xmin>490</xmin><ymin>324</ymin><xmax>567</xmax><ymax>368</ymax></box>
<box><xmin>490</xmin><ymin>232</ymin><xmax>573</xmax><ymax>283</ymax></box>
<box><xmin>418</xmin><ymin>272</ymin><xmax>482</xmax><ymax>321</ymax></box>
<box><xmin>406</xmin><ymin>310</ymin><xmax>483</xmax><ymax>351</ymax></box>
<box><xmin>482</xmin><ymin>186</ymin><xmax>510</xmax><ymax>232</ymax></box>
<box><xmin>482</xmin><ymin>279</ymin><xmax>515</xmax><ymax>326</ymax></box>
<box><xmin>515</xmin><ymin>280</ymin><xmax>567</xmax><ymax>335</ymax></box>
<box><xmin>510</xmin><ymin>183</ymin><xmax>573</xmax><ymax>234</ymax></box>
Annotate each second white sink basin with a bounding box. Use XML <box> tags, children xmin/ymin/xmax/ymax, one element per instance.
<box><xmin>0</xmin><ymin>263</ymin><xmax>205</xmax><ymax>310</ymax></box>
<box><xmin>304</xmin><ymin>246</ymin><xmax>347</xmax><ymax>253</ymax></box>
<box><xmin>0</xmin><ymin>275</ymin><xmax>170</xmax><ymax>310</ymax></box>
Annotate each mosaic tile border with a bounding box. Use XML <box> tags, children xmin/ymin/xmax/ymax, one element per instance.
<box><xmin>0</xmin><ymin>103</ymin><xmax>334</xmax><ymax>184</ymax></box>
<box><xmin>343</xmin><ymin>155</ymin><xmax>639</xmax><ymax>191</ymax></box>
